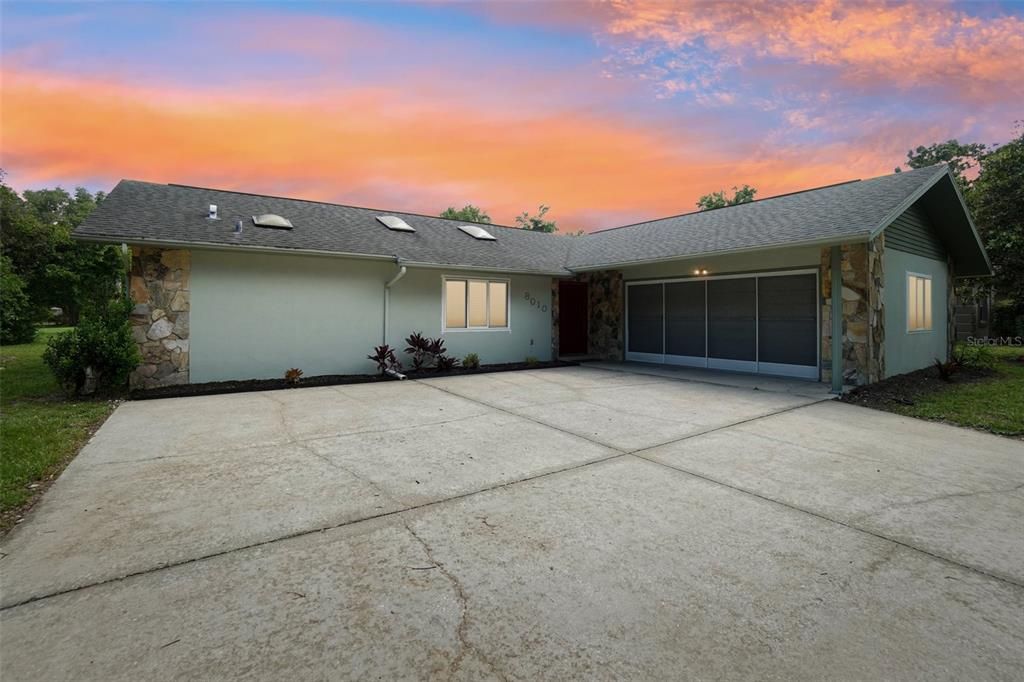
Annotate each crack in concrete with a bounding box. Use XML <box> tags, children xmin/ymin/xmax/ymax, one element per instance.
<box><xmin>400</xmin><ymin>519</ymin><xmax>507</xmax><ymax>681</ymax></box>
<box><xmin>849</xmin><ymin>482</ymin><xmax>1024</xmax><ymax>523</ymax></box>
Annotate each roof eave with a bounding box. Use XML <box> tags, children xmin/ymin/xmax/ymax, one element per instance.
<box><xmin>567</xmin><ymin>233</ymin><xmax>868</xmax><ymax>272</ymax></box>
<box><xmin>75</xmin><ymin>233</ymin><xmax>570</xmax><ymax>276</ymax></box>
<box><xmin>397</xmin><ymin>259</ymin><xmax>570</xmax><ymax>277</ymax></box>
<box><xmin>73</xmin><ymin>233</ymin><xmax>399</xmax><ymax>263</ymax></box>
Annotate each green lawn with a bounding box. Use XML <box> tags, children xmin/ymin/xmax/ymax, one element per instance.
<box><xmin>1</xmin><ymin>328</ymin><xmax>116</xmax><ymax>519</ymax></box>
<box><xmin>893</xmin><ymin>345</ymin><xmax>1024</xmax><ymax>437</ymax></box>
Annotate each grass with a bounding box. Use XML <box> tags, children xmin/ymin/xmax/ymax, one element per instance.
<box><xmin>892</xmin><ymin>345</ymin><xmax>1024</xmax><ymax>437</ymax></box>
<box><xmin>1</xmin><ymin>327</ymin><xmax>116</xmax><ymax>522</ymax></box>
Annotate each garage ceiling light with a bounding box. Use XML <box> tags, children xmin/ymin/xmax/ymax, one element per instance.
<box><xmin>377</xmin><ymin>215</ymin><xmax>415</xmax><ymax>232</ymax></box>
<box><xmin>251</xmin><ymin>214</ymin><xmax>293</xmax><ymax>229</ymax></box>
<box><xmin>458</xmin><ymin>225</ymin><xmax>496</xmax><ymax>241</ymax></box>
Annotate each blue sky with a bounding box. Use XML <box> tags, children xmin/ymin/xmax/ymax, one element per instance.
<box><xmin>2</xmin><ymin>0</ymin><xmax>1021</xmax><ymax>229</ymax></box>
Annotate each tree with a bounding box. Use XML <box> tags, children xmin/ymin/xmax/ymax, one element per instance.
<box><xmin>440</xmin><ymin>204</ymin><xmax>491</xmax><ymax>223</ymax></box>
<box><xmin>967</xmin><ymin>127</ymin><xmax>1024</xmax><ymax>305</ymax></box>
<box><xmin>0</xmin><ymin>180</ymin><xmax>119</xmax><ymax>323</ymax></box>
<box><xmin>896</xmin><ymin>140</ymin><xmax>988</xmax><ymax>190</ymax></box>
<box><xmin>0</xmin><ymin>254</ymin><xmax>36</xmax><ymax>344</ymax></box>
<box><xmin>515</xmin><ymin>204</ymin><xmax>557</xmax><ymax>233</ymax></box>
<box><xmin>696</xmin><ymin>185</ymin><xmax>757</xmax><ymax>211</ymax></box>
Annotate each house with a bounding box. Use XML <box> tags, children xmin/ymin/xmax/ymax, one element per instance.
<box><xmin>73</xmin><ymin>165</ymin><xmax>991</xmax><ymax>392</ymax></box>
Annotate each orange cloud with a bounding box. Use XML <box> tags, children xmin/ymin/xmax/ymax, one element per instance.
<box><xmin>0</xmin><ymin>66</ymin><xmax>948</xmax><ymax>230</ymax></box>
<box><xmin>599</xmin><ymin>0</ymin><xmax>1024</xmax><ymax>102</ymax></box>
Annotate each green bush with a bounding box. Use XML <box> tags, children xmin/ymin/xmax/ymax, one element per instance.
<box><xmin>955</xmin><ymin>343</ymin><xmax>997</xmax><ymax>370</ymax></box>
<box><xmin>43</xmin><ymin>298</ymin><xmax>139</xmax><ymax>395</ymax></box>
<box><xmin>462</xmin><ymin>352</ymin><xmax>480</xmax><ymax>369</ymax></box>
<box><xmin>0</xmin><ymin>255</ymin><xmax>37</xmax><ymax>344</ymax></box>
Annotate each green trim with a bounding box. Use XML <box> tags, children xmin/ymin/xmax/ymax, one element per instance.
<box><xmin>831</xmin><ymin>246</ymin><xmax>843</xmax><ymax>394</ymax></box>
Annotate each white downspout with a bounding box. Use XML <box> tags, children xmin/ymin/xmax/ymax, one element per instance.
<box><xmin>383</xmin><ymin>265</ymin><xmax>408</xmax><ymax>346</ymax></box>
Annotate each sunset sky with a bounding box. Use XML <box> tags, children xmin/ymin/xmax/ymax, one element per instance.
<box><xmin>2</xmin><ymin>0</ymin><xmax>1022</xmax><ymax>231</ymax></box>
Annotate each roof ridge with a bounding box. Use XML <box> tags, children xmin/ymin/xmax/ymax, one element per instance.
<box><xmin>586</xmin><ymin>178</ymin><xmax>863</xmax><ymax>236</ymax></box>
<box><xmin>155</xmin><ymin>180</ymin><xmax>531</xmax><ymax>233</ymax></box>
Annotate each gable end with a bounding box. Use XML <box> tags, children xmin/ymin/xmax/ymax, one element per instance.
<box><xmin>883</xmin><ymin>203</ymin><xmax>945</xmax><ymax>261</ymax></box>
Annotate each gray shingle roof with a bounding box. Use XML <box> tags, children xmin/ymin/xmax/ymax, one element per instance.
<box><xmin>75</xmin><ymin>181</ymin><xmax>574</xmax><ymax>275</ymax></box>
<box><xmin>76</xmin><ymin>166</ymin><xmax>972</xmax><ymax>274</ymax></box>
<box><xmin>566</xmin><ymin>165</ymin><xmax>948</xmax><ymax>269</ymax></box>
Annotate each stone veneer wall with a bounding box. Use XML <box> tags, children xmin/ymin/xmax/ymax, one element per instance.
<box><xmin>550</xmin><ymin>270</ymin><xmax>624</xmax><ymax>360</ymax></box>
<box><xmin>820</xmin><ymin>236</ymin><xmax>885</xmax><ymax>386</ymax></box>
<box><xmin>129</xmin><ymin>247</ymin><xmax>190</xmax><ymax>389</ymax></box>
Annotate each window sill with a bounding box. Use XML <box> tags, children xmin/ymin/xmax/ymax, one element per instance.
<box><xmin>442</xmin><ymin>328</ymin><xmax>511</xmax><ymax>334</ymax></box>
<box><xmin>906</xmin><ymin>328</ymin><xmax>933</xmax><ymax>334</ymax></box>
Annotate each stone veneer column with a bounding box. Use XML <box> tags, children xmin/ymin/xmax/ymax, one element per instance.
<box><xmin>129</xmin><ymin>247</ymin><xmax>190</xmax><ymax>389</ymax></box>
<box><xmin>551</xmin><ymin>270</ymin><xmax>624</xmax><ymax>361</ymax></box>
<box><xmin>820</xmin><ymin>238</ymin><xmax>885</xmax><ymax>386</ymax></box>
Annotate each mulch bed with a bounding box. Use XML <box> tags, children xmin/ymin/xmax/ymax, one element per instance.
<box><xmin>840</xmin><ymin>363</ymin><xmax>996</xmax><ymax>409</ymax></box>
<box><xmin>129</xmin><ymin>360</ymin><xmax>577</xmax><ymax>400</ymax></box>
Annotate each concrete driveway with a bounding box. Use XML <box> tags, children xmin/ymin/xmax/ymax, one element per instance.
<box><xmin>1</xmin><ymin>365</ymin><xmax>1022</xmax><ymax>680</ymax></box>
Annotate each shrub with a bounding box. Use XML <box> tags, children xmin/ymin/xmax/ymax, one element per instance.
<box><xmin>284</xmin><ymin>367</ymin><xmax>304</xmax><ymax>385</ymax></box>
<box><xmin>462</xmin><ymin>352</ymin><xmax>480</xmax><ymax>369</ymax></box>
<box><xmin>404</xmin><ymin>332</ymin><xmax>449</xmax><ymax>370</ymax></box>
<box><xmin>435</xmin><ymin>354</ymin><xmax>459</xmax><ymax>371</ymax></box>
<box><xmin>404</xmin><ymin>332</ymin><xmax>432</xmax><ymax>370</ymax></box>
<box><xmin>43</xmin><ymin>298</ymin><xmax>139</xmax><ymax>395</ymax></box>
<box><xmin>525</xmin><ymin>355</ymin><xmax>539</xmax><ymax>367</ymax></box>
<box><xmin>368</xmin><ymin>344</ymin><xmax>402</xmax><ymax>375</ymax></box>
<box><xmin>954</xmin><ymin>344</ymin><xmax>996</xmax><ymax>370</ymax></box>
<box><xmin>0</xmin><ymin>255</ymin><xmax>37</xmax><ymax>344</ymax></box>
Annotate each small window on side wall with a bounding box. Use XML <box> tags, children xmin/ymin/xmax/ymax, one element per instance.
<box><xmin>907</xmin><ymin>273</ymin><xmax>932</xmax><ymax>332</ymax></box>
<box><xmin>444</xmin><ymin>278</ymin><xmax>509</xmax><ymax>330</ymax></box>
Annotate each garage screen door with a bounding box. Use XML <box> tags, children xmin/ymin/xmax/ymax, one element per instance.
<box><xmin>626</xmin><ymin>272</ymin><xmax>818</xmax><ymax>379</ymax></box>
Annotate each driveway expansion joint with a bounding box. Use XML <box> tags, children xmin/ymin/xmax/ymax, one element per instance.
<box><xmin>627</xmin><ymin>452</ymin><xmax>1024</xmax><ymax>590</ymax></box>
<box><xmin>848</xmin><ymin>482</ymin><xmax>1024</xmax><ymax>522</ymax></box>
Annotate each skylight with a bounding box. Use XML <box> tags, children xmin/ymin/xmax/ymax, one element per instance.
<box><xmin>458</xmin><ymin>225</ymin><xmax>496</xmax><ymax>241</ymax></box>
<box><xmin>251</xmin><ymin>214</ymin><xmax>293</xmax><ymax>229</ymax></box>
<box><xmin>377</xmin><ymin>215</ymin><xmax>415</xmax><ymax>232</ymax></box>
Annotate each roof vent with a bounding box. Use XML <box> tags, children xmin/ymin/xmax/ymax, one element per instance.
<box><xmin>252</xmin><ymin>214</ymin><xmax>293</xmax><ymax>229</ymax></box>
<box><xmin>376</xmin><ymin>215</ymin><xmax>415</xmax><ymax>232</ymax></box>
<box><xmin>458</xmin><ymin>224</ymin><xmax>496</xmax><ymax>241</ymax></box>
<box><xmin>208</xmin><ymin>204</ymin><xmax>219</xmax><ymax>220</ymax></box>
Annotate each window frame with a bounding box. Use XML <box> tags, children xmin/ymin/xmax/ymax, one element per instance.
<box><xmin>906</xmin><ymin>271</ymin><xmax>933</xmax><ymax>334</ymax></box>
<box><xmin>442</xmin><ymin>276</ymin><xmax>511</xmax><ymax>333</ymax></box>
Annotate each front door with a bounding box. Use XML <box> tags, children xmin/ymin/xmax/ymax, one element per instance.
<box><xmin>558</xmin><ymin>281</ymin><xmax>589</xmax><ymax>355</ymax></box>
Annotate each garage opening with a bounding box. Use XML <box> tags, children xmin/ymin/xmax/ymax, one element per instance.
<box><xmin>626</xmin><ymin>270</ymin><xmax>819</xmax><ymax>379</ymax></box>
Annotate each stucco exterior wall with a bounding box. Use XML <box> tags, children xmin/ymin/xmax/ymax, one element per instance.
<box><xmin>883</xmin><ymin>248</ymin><xmax>949</xmax><ymax>377</ymax></box>
<box><xmin>386</xmin><ymin>268</ymin><xmax>552</xmax><ymax>366</ymax></box>
<box><xmin>190</xmin><ymin>250</ymin><xmax>393</xmax><ymax>382</ymax></box>
<box><xmin>190</xmin><ymin>250</ymin><xmax>552</xmax><ymax>382</ymax></box>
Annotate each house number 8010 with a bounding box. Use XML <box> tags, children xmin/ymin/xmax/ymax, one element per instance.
<box><xmin>524</xmin><ymin>291</ymin><xmax>548</xmax><ymax>313</ymax></box>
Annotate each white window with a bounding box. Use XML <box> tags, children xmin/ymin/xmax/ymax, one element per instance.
<box><xmin>444</xmin><ymin>278</ymin><xmax>509</xmax><ymax>330</ymax></box>
<box><xmin>907</xmin><ymin>273</ymin><xmax>933</xmax><ymax>332</ymax></box>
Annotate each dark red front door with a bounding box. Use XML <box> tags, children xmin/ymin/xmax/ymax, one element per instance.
<box><xmin>558</xmin><ymin>281</ymin><xmax>588</xmax><ymax>355</ymax></box>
